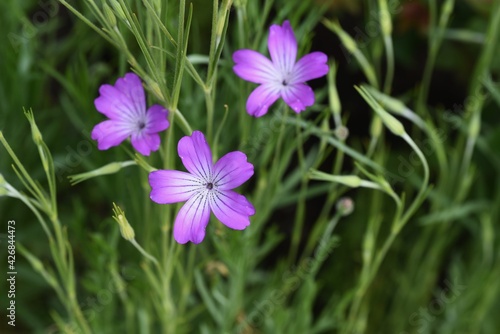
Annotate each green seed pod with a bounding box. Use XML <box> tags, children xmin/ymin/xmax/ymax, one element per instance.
<box><xmin>103</xmin><ymin>3</ymin><xmax>117</xmax><ymax>28</ymax></box>
<box><xmin>112</xmin><ymin>203</ymin><xmax>135</xmax><ymax>241</ymax></box>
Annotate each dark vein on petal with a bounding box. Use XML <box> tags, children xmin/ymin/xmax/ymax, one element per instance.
<box><xmin>213</xmin><ymin>190</ymin><xmax>246</xmax><ymax>216</ymax></box>
<box><xmin>215</xmin><ymin>165</ymin><xmax>246</xmax><ymax>187</ymax></box>
<box><xmin>193</xmin><ymin>139</ymin><xmax>210</xmax><ymax>180</ymax></box>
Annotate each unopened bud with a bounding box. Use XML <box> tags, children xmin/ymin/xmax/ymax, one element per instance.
<box><xmin>379</xmin><ymin>108</ymin><xmax>405</xmax><ymax>136</ymax></box>
<box><xmin>309</xmin><ymin>170</ymin><xmax>362</xmax><ymax>188</ymax></box>
<box><xmin>26</xmin><ymin>252</ymin><xmax>45</xmax><ymax>273</ymax></box>
<box><xmin>103</xmin><ymin>3</ymin><xmax>117</xmax><ymax>27</ymax></box>
<box><xmin>68</xmin><ymin>161</ymin><xmax>136</xmax><ymax>185</ymax></box>
<box><xmin>364</xmin><ymin>86</ymin><xmax>406</xmax><ymax>116</ymax></box>
<box><xmin>328</xmin><ymin>62</ymin><xmax>342</xmax><ymax>116</ymax></box>
<box><xmin>216</xmin><ymin>0</ymin><xmax>232</xmax><ymax>39</ymax></box>
<box><xmin>205</xmin><ymin>261</ymin><xmax>229</xmax><ymax>277</ymax></box>
<box><xmin>469</xmin><ymin>114</ymin><xmax>481</xmax><ymax>138</ymax></box>
<box><xmin>24</xmin><ymin>109</ymin><xmax>43</xmax><ymax>144</ymax></box>
<box><xmin>379</xmin><ymin>0</ymin><xmax>392</xmax><ymax>36</ymax></box>
<box><xmin>324</xmin><ymin>20</ymin><xmax>358</xmax><ymax>53</ymax></box>
<box><xmin>370</xmin><ymin>116</ymin><xmax>382</xmax><ymax>139</ymax></box>
<box><xmin>334</xmin><ymin>126</ymin><xmax>349</xmax><ymax>141</ymax></box>
<box><xmin>112</xmin><ymin>203</ymin><xmax>135</xmax><ymax>241</ymax></box>
<box><xmin>336</xmin><ymin>197</ymin><xmax>354</xmax><ymax>216</ymax></box>
<box><xmin>147</xmin><ymin>80</ymin><xmax>164</xmax><ymax>101</ymax></box>
<box><xmin>442</xmin><ymin>0</ymin><xmax>454</xmax><ymax>20</ymax></box>
<box><xmin>357</xmin><ymin>86</ymin><xmax>405</xmax><ymax>137</ymax></box>
<box><xmin>109</xmin><ymin>0</ymin><xmax>128</xmax><ymax>24</ymax></box>
<box><xmin>0</xmin><ymin>174</ymin><xmax>7</xmax><ymax>196</ymax></box>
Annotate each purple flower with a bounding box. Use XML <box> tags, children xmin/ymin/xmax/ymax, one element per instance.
<box><xmin>91</xmin><ymin>73</ymin><xmax>170</xmax><ymax>156</ymax></box>
<box><xmin>149</xmin><ymin>131</ymin><xmax>255</xmax><ymax>244</ymax></box>
<box><xmin>233</xmin><ymin>20</ymin><xmax>329</xmax><ymax>117</ymax></box>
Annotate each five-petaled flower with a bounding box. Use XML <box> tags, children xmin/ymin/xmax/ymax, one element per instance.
<box><xmin>233</xmin><ymin>20</ymin><xmax>329</xmax><ymax>117</ymax></box>
<box><xmin>149</xmin><ymin>131</ymin><xmax>255</xmax><ymax>244</ymax></box>
<box><xmin>92</xmin><ymin>72</ymin><xmax>170</xmax><ymax>156</ymax></box>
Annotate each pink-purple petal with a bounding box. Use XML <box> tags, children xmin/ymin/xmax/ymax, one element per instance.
<box><xmin>213</xmin><ymin>152</ymin><xmax>254</xmax><ymax>190</ymax></box>
<box><xmin>173</xmin><ymin>193</ymin><xmax>211</xmax><ymax>244</ymax></box>
<box><xmin>146</xmin><ymin>105</ymin><xmax>170</xmax><ymax>133</ymax></box>
<box><xmin>292</xmin><ymin>52</ymin><xmax>329</xmax><ymax>83</ymax></box>
<box><xmin>91</xmin><ymin>120</ymin><xmax>132</xmax><ymax>150</ymax></box>
<box><xmin>178</xmin><ymin>131</ymin><xmax>214</xmax><ymax>179</ymax></box>
<box><xmin>113</xmin><ymin>73</ymin><xmax>146</xmax><ymax>115</ymax></box>
<box><xmin>268</xmin><ymin>20</ymin><xmax>297</xmax><ymax>75</ymax></box>
<box><xmin>92</xmin><ymin>73</ymin><xmax>169</xmax><ymax>155</ymax></box>
<box><xmin>209</xmin><ymin>190</ymin><xmax>255</xmax><ymax>230</ymax></box>
<box><xmin>282</xmin><ymin>83</ymin><xmax>315</xmax><ymax>113</ymax></box>
<box><xmin>246</xmin><ymin>84</ymin><xmax>281</xmax><ymax>117</ymax></box>
<box><xmin>233</xmin><ymin>50</ymin><xmax>278</xmax><ymax>84</ymax></box>
<box><xmin>95</xmin><ymin>84</ymin><xmax>144</xmax><ymax>121</ymax></box>
<box><xmin>149</xmin><ymin>170</ymin><xmax>202</xmax><ymax>204</ymax></box>
<box><xmin>131</xmin><ymin>132</ymin><xmax>161</xmax><ymax>156</ymax></box>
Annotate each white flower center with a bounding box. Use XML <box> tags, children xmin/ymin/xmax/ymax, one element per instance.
<box><xmin>280</xmin><ymin>72</ymin><xmax>293</xmax><ymax>88</ymax></box>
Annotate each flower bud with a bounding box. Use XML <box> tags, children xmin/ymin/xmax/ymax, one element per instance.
<box><xmin>24</xmin><ymin>109</ymin><xmax>43</xmax><ymax>145</ymax></box>
<box><xmin>364</xmin><ymin>86</ymin><xmax>406</xmax><ymax>116</ymax></box>
<box><xmin>0</xmin><ymin>174</ymin><xmax>8</xmax><ymax>196</ymax></box>
<box><xmin>309</xmin><ymin>170</ymin><xmax>362</xmax><ymax>188</ymax></box>
<box><xmin>379</xmin><ymin>0</ymin><xmax>392</xmax><ymax>36</ymax></box>
<box><xmin>327</xmin><ymin>62</ymin><xmax>341</xmax><ymax>116</ymax></box>
<box><xmin>68</xmin><ymin>161</ymin><xmax>136</xmax><ymax>185</ymax></box>
<box><xmin>112</xmin><ymin>203</ymin><xmax>135</xmax><ymax>241</ymax></box>
<box><xmin>103</xmin><ymin>3</ymin><xmax>117</xmax><ymax>28</ymax></box>
<box><xmin>468</xmin><ymin>114</ymin><xmax>481</xmax><ymax>139</ymax></box>
<box><xmin>334</xmin><ymin>126</ymin><xmax>349</xmax><ymax>141</ymax></box>
<box><xmin>147</xmin><ymin>80</ymin><xmax>165</xmax><ymax>101</ymax></box>
<box><xmin>109</xmin><ymin>0</ymin><xmax>128</xmax><ymax>24</ymax></box>
<box><xmin>336</xmin><ymin>197</ymin><xmax>354</xmax><ymax>216</ymax></box>
<box><xmin>205</xmin><ymin>261</ymin><xmax>229</xmax><ymax>277</ymax></box>
<box><xmin>379</xmin><ymin>108</ymin><xmax>405</xmax><ymax>136</ymax></box>
<box><xmin>370</xmin><ymin>116</ymin><xmax>382</xmax><ymax>139</ymax></box>
<box><xmin>324</xmin><ymin>20</ymin><xmax>358</xmax><ymax>54</ymax></box>
<box><xmin>357</xmin><ymin>86</ymin><xmax>405</xmax><ymax>137</ymax></box>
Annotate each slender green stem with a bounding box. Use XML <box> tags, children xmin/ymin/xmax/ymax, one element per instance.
<box><xmin>378</xmin><ymin>0</ymin><xmax>394</xmax><ymax>94</ymax></box>
<box><xmin>0</xmin><ymin>132</ymin><xmax>49</xmax><ymax>208</ymax></box>
<box><xmin>417</xmin><ymin>0</ymin><xmax>455</xmax><ymax>114</ymax></box>
<box><xmin>347</xmin><ymin>132</ymin><xmax>428</xmax><ymax>330</ymax></box>
<box><xmin>382</xmin><ymin>35</ymin><xmax>394</xmax><ymax>94</ymax></box>
<box><xmin>205</xmin><ymin>89</ymin><xmax>215</xmax><ymax>142</ymax></box>
<box><xmin>289</xmin><ymin>114</ymin><xmax>308</xmax><ymax>263</ymax></box>
<box><xmin>270</xmin><ymin>106</ymin><xmax>289</xmax><ymax>191</ymax></box>
<box><xmin>173</xmin><ymin>108</ymin><xmax>193</xmax><ymax>135</ymax></box>
<box><xmin>399</xmin><ymin>133</ymin><xmax>430</xmax><ymax>227</ymax></box>
<box><xmin>10</xmin><ymin>187</ymin><xmax>53</xmax><ymax>241</ymax></box>
<box><xmin>457</xmin><ymin>2</ymin><xmax>500</xmax><ymax>179</ymax></box>
<box><xmin>129</xmin><ymin>239</ymin><xmax>159</xmax><ymax>265</ymax></box>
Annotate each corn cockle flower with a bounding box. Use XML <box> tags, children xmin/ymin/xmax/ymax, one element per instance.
<box><xmin>149</xmin><ymin>131</ymin><xmax>255</xmax><ymax>244</ymax></box>
<box><xmin>233</xmin><ymin>20</ymin><xmax>329</xmax><ymax>117</ymax></box>
<box><xmin>91</xmin><ymin>73</ymin><xmax>169</xmax><ymax>156</ymax></box>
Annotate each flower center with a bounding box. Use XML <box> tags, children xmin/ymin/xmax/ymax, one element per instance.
<box><xmin>137</xmin><ymin>121</ymin><xmax>146</xmax><ymax>130</ymax></box>
<box><xmin>280</xmin><ymin>72</ymin><xmax>293</xmax><ymax>87</ymax></box>
<box><xmin>206</xmin><ymin>182</ymin><xmax>214</xmax><ymax>190</ymax></box>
